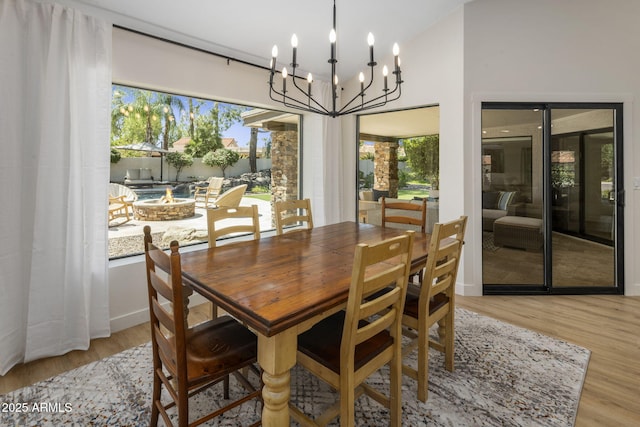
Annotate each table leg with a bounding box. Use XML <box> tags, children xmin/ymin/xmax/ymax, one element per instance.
<box><xmin>258</xmin><ymin>329</ymin><xmax>297</xmax><ymax>427</ymax></box>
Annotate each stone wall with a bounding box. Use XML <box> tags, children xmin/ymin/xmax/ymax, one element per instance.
<box><xmin>374</xmin><ymin>141</ymin><xmax>399</xmax><ymax>198</ymax></box>
<box><xmin>271</xmin><ymin>130</ymin><xmax>299</xmax><ymax>226</ymax></box>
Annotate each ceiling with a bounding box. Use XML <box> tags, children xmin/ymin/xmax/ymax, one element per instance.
<box><xmin>57</xmin><ymin>0</ymin><xmax>472</xmax><ymax>138</ymax></box>
<box><xmin>360</xmin><ymin>107</ymin><xmax>440</xmax><ymax>139</ymax></box>
<box><xmin>58</xmin><ymin>0</ymin><xmax>472</xmax><ymax>81</ymax></box>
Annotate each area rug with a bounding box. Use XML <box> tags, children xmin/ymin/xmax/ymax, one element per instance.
<box><xmin>0</xmin><ymin>308</ymin><xmax>590</xmax><ymax>426</ymax></box>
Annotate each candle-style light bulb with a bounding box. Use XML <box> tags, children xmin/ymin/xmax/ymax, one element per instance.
<box><xmin>291</xmin><ymin>34</ymin><xmax>298</xmax><ymax>66</ymax></box>
<box><xmin>359</xmin><ymin>72</ymin><xmax>365</xmax><ymax>93</ymax></box>
<box><xmin>393</xmin><ymin>43</ymin><xmax>400</xmax><ymax>71</ymax></box>
<box><xmin>334</xmin><ymin>74</ymin><xmax>339</xmax><ymax>85</ymax></box>
<box><xmin>282</xmin><ymin>67</ymin><xmax>288</xmax><ymax>92</ymax></box>
<box><xmin>270</xmin><ymin>45</ymin><xmax>278</xmax><ymax>73</ymax></box>
<box><xmin>307</xmin><ymin>73</ymin><xmax>313</xmax><ymax>84</ymax></box>
<box><xmin>307</xmin><ymin>73</ymin><xmax>313</xmax><ymax>97</ymax></box>
<box><xmin>367</xmin><ymin>32</ymin><xmax>375</xmax><ymax>64</ymax></box>
<box><xmin>382</xmin><ymin>65</ymin><xmax>389</xmax><ymax>91</ymax></box>
<box><xmin>329</xmin><ymin>28</ymin><xmax>336</xmax><ymax>60</ymax></box>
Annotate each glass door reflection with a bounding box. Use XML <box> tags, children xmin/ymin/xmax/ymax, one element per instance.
<box><xmin>550</xmin><ymin>110</ymin><xmax>616</xmax><ymax>288</ymax></box>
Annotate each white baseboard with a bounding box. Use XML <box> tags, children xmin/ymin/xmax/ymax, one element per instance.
<box><xmin>109</xmin><ymin>294</ymin><xmax>209</xmax><ymax>333</ymax></box>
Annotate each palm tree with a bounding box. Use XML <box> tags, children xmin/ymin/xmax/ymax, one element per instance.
<box><xmin>158</xmin><ymin>94</ymin><xmax>185</xmax><ymax>150</ymax></box>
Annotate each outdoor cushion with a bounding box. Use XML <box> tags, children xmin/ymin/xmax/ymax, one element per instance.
<box><xmin>497</xmin><ymin>191</ymin><xmax>517</xmax><ymax>210</ymax></box>
<box><xmin>125</xmin><ymin>169</ymin><xmax>140</xmax><ymax>180</ymax></box>
<box><xmin>372</xmin><ymin>189</ymin><xmax>389</xmax><ymax>202</ymax></box>
<box><xmin>482</xmin><ymin>191</ymin><xmax>500</xmax><ymax>209</ymax></box>
<box><xmin>139</xmin><ymin>168</ymin><xmax>152</xmax><ymax>180</ymax></box>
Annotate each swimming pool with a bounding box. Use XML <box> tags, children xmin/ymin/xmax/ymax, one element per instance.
<box><xmin>134</xmin><ymin>188</ymin><xmax>190</xmax><ymax>200</ymax></box>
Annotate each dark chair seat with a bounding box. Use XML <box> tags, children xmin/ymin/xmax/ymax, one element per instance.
<box><xmin>402</xmin><ymin>284</ymin><xmax>449</xmax><ymax>320</ymax></box>
<box><xmin>298</xmin><ymin>311</ymin><xmax>393</xmax><ymax>374</ymax></box>
<box><xmin>182</xmin><ymin>316</ymin><xmax>257</xmax><ymax>383</ymax></box>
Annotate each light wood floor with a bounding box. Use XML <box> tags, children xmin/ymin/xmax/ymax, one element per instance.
<box><xmin>456</xmin><ymin>295</ymin><xmax>640</xmax><ymax>427</ymax></box>
<box><xmin>2</xmin><ymin>297</ymin><xmax>639</xmax><ymax>426</ymax></box>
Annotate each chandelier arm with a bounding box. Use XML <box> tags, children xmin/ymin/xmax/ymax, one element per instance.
<box><xmin>289</xmin><ymin>72</ymin><xmax>328</xmax><ymax>112</ymax></box>
<box><xmin>336</xmin><ymin>65</ymin><xmax>378</xmax><ymax>115</ymax></box>
<box><xmin>269</xmin><ymin>83</ymin><xmax>331</xmax><ymax>115</ymax></box>
<box><xmin>270</xmin><ymin>67</ymin><xmax>330</xmax><ymax>113</ymax></box>
<box><xmin>338</xmin><ymin>82</ymin><xmax>402</xmax><ymax>116</ymax></box>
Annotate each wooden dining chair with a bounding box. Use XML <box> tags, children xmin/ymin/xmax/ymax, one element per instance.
<box><xmin>381</xmin><ymin>196</ymin><xmax>428</xmax><ymax>282</ymax></box>
<box><xmin>274</xmin><ymin>198</ymin><xmax>314</xmax><ymax>235</ymax></box>
<box><xmin>207</xmin><ymin>204</ymin><xmax>261</xmax><ymax>248</ymax></box>
<box><xmin>143</xmin><ymin>226</ymin><xmax>261</xmax><ymax>427</ymax></box>
<box><xmin>291</xmin><ymin>231</ymin><xmax>415</xmax><ymax>427</ymax></box>
<box><xmin>206</xmin><ymin>204</ymin><xmax>260</xmax><ymax>318</ymax></box>
<box><xmin>401</xmin><ymin>215</ymin><xmax>467</xmax><ymax>402</ymax></box>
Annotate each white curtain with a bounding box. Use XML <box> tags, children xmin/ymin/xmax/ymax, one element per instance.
<box><xmin>306</xmin><ymin>81</ymin><xmax>344</xmax><ymax>226</ymax></box>
<box><xmin>0</xmin><ymin>0</ymin><xmax>112</xmax><ymax>375</ymax></box>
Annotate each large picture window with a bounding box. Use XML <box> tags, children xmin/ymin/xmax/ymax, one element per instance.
<box><xmin>108</xmin><ymin>84</ymin><xmax>301</xmax><ymax>259</ymax></box>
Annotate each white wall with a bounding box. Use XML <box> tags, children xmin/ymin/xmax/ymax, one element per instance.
<box><xmin>110</xmin><ymin>157</ymin><xmax>272</xmax><ymax>183</ymax></box>
<box><xmin>463</xmin><ymin>0</ymin><xmax>639</xmax><ymax>296</ymax></box>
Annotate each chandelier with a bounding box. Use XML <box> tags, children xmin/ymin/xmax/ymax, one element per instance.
<box><xmin>268</xmin><ymin>0</ymin><xmax>403</xmax><ymax>118</ymax></box>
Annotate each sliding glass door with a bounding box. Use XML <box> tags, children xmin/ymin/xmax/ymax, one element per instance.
<box><xmin>481</xmin><ymin>103</ymin><xmax>623</xmax><ymax>294</ymax></box>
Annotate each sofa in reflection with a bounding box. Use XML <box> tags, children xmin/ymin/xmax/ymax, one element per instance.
<box><xmin>482</xmin><ymin>190</ymin><xmax>523</xmax><ymax>231</ymax></box>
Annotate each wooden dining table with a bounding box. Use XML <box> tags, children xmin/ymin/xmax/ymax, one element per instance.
<box><xmin>179</xmin><ymin>221</ymin><xmax>432</xmax><ymax>426</ymax></box>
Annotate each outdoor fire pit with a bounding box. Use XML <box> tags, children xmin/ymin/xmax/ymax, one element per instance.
<box><xmin>133</xmin><ymin>188</ymin><xmax>196</xmax><ymax>221</ymax></box>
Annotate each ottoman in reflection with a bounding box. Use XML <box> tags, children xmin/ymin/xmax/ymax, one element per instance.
<box><xmin>493</xmin><ymin>216</ymin><xmax>543</xmax><ymax>252</ymax></box>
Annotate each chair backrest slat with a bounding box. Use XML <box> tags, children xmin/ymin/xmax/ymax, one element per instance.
<box><xmin>274</xmin><ymin>199</ymin><xmax>314</xmax><ymax>235</ymax></box>
<box><xmin>207</xmin><ymin>205</ymin><xmax>260</xmax><ymax>248</ymax></box>
<box><xmin>153</xmin><ymin>326</ymin><xmax>177</xmax><ymax>376</ymax></box>
<box><xmin>151</xmin><ymin>297</ymin><xmax>175</xmax><ymax>334</ymax></box>
<box><xmin>381</xmin><ymin>197</ymin><xmax>427</xmax><ymax>233</ymax></box>
<box><xmin>149</xmin><ymin>270</ymin><xmax>174</xmax><ymax>302</ymax></box>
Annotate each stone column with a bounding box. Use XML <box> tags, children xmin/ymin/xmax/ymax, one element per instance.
<box><xmin>374</xmin><ymin>141</ymin><xmax>399</xmax><ymax>198</ymax></box>
<box><xmin>271</xmin><ymin>130</ymin><xmax>299</xmax><ymax>226</ymax></box>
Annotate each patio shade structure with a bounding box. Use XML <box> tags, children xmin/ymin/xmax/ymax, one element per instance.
<box><xmin>115</xmin><ymin>142</ymin><xmax>169</xmax><ymax>181</ymax></box>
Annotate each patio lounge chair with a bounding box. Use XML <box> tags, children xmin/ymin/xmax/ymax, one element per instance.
<box><xmin>108</xmin><ymin>195</ymin><xmax>130</xmax><ymax>223</ymax></box>
<box><xmin>109</xmin><ymin>182</ymin><xmax>137</xmax><ymax>215</ymax></box>
<box><xmin>212</xmin><ymin>184</ymin><xmax>247</xmax><ymax>208</ymax></box>
<box><xmin>192</xmin><ymin>177</ymin><xmax>224</xmax><ymax>208</ymax></box>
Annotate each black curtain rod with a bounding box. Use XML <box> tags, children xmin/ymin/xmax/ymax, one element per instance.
<box><xmin>114</xmin><ymin>25</ymin><xmax>271</xmax><ymax>73</ymax></box>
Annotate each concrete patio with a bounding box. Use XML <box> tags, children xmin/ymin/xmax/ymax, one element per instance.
<box><xmin>108</xmin><ymin>197</ymin><xmax>274</xmax><ymax>258</ymax></box>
